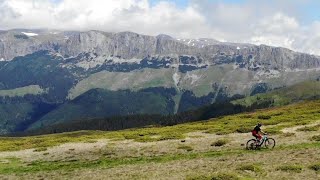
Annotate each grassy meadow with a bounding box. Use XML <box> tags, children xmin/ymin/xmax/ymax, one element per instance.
<box><xmin>0</xmin><ymin>100</ymin><xmax>319</xmax><ymax>179</ymax></box>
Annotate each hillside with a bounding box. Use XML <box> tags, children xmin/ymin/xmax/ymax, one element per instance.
<box><xmin>1</xmin><ymin>29</ymin><xmax>320</xmax><ymax>135</ymax></box>
<box><xmin>23</xmin><ymin>80</ymin><xmax>320</xmax><ymax>135</ymax></box>
<box><xmin>0</xmin><ymin>100</ymin><xmax>320</xmax><ymax>179</ymax></box>
<box><xmin>233</xmin><ymin>80</ymin><xmax>320</xmax><ymax>107</ymax></box>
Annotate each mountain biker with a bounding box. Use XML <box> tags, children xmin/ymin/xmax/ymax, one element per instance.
<box><xmin>252</xmin><ymin>123</ymin><xmax>266</xmax><ymax>144</ymax></box>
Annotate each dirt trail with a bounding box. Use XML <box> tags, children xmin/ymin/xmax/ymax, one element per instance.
<box><xmin>281</xmin><ymin>120</ymin><xmax>320</xmax><ymax>133</ymax></box>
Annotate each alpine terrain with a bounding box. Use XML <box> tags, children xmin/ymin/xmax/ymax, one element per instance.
<box><xmin>0</xmin><ymin>29</ymin><xmax>320</xmax><ymax>134</ymax></box>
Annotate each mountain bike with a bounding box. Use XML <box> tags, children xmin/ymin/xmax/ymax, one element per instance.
<box><xmin>246</xmin><ymin>134</ymin><xmax>275</xmax><ymax>150</ymax></box>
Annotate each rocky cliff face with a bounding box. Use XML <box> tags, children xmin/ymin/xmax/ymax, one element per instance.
<box><xmin>1</xmin><ymin>29</ymin><xmax>320</xmax><ymax>99</ymax></box>
<box><xmin>1</xmin><ymin>29</ymin><xmax>319</xmax><ymax>71</ymax></box>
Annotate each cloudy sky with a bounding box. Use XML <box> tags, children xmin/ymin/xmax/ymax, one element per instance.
<box><xmin>1</xmin><ymin>0</ymin><xmax>320</xmax><ymax>55</ymax></box>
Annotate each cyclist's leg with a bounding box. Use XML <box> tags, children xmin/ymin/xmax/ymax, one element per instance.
<box><xmin>257</xmin><ymin>134</ymin><xmax>262</xmax><ymax>145</ymax></box>
<box><xmin>252</xmin><ymin>133</ymin><xmax>260</xmax><ymax>144</ymax></box>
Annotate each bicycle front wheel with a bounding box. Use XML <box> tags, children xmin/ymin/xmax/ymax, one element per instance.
<box><xmin>265</xmin><ymin>138</ymin><xmax>275</xmax><ymax>149</ymax></box>
<box><xmin>246</xmin><ymin>139</ymin><xmax>257</xmax><ymax>150</ymax></box>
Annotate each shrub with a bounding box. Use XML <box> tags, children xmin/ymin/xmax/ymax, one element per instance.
<box><xmin>258</xmin><ymin>115</ymin><xmax>271</xmax><ymax>120</ymax></box>
<box><xmin>86</xmin><ymin>140</ymin><xmax>98</xmax><ymax>143</ymax></box>
<box><xmin>276</xmin><ymin>165</ymin><xmax>303</xmax><ymax>173</ymax></box>
<box><xmin>211</xmin><ymin>139</ymin><xmax>229</xmax><ymax>147</ymax></box>
<box><xmin>236</xmin><ymin>127</ymin><xmax>252</xmax><ymax>133</ymax></box>
<box><xmin>211</xmin><ymin>173</ymin><xmax>239</xmax><ymax>180</ymax></box>
<box><xmin>310</xmin><ymin>135</ymin><xmax>320</xmax><ymax>141</ymax></box>
<box><xmin>240</xmin><ymin>114</ymin><xmax>253</xmax><ymax>119</ymax></box>
<box><xmin>237</xmin><ymin>164</ymin><xmax>262</xmax><ymax>173</ymax></box>
<box><xmin>186</xmin><ymin>173</ymin><xmax>239</xmax><ymax>180</ymax></box>
<box><xmin>271</xmin><ymin>112</ymin><xmax>284</xmax><ymax>116</ymax></box>
<box><xmin>309</xmin><ymin>163</ymin><xmax>320</xmax><ymax>172</ymax></box>
<box><xmin>33</xmin><ymin>147</ymin><xmax>48</xmax><ymax>152</ymax></box>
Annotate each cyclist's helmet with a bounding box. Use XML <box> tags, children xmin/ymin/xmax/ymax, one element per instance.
<box><xmin>257</xmin><ymin>123</ymin><xmax>262</xmax><ymax>127</ymax></box>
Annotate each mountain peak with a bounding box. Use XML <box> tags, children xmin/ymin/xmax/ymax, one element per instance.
<box><xmin>156</xmin><ymin>34</ymin><xmax>173</xmax><ymax>40</ymax></box>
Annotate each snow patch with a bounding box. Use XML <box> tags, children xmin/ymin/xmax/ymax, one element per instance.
<box><xmin>21</xmin><ymin>32</ymin><xmax>38</xmax><ymax>36</ymax></box>
<box><xmin>0</xmin><ymin>58</ymin><xmax>5</xmax><ymax>61</ymax></box>
<box><xmin>237</xmin><ymin>46</ymin><xmax>241</xmax><ymax>50</ymax></box>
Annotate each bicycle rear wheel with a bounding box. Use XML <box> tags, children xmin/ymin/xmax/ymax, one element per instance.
<box><xmin>265</xmin><ymin>138</ymin><xmax>275</xmax><ymax>149</ymax></box>
<box><xmin>246</xmin><ymin>139</ymin><xmax>257</xmax><ymax>150</ymax></box>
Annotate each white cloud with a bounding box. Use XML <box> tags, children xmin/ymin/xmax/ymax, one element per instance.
<box><xmin>0</xmin><ymin>0</ymin><xmax>320</xmax><ymax>55</ymax></box>
<box><xmin>250</xmin><ymin>13</ymin><xmax>300</xmax><ymax>48</ymax></box>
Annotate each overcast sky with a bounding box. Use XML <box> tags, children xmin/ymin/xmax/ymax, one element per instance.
<box><xmin>1</xmin><ymin>0</ymin><xmax>320</xmax><ymax>55</ymax></box>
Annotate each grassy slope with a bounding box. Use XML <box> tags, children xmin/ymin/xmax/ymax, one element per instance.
<box><xmin>28</xmin><ymin>88</ymin><xmax>174</xmax><ymax>130</ymax></box>
<box><xmin>0</xmin><ymin>103</ymin><xmax>35</xmax><ymax>134</ymax></box>
<box><xmin>0</xmin><ymin>85</ymin><xmax>46</xmax><ymax>97</ymax></box>
<box><xmin>233</xmin><ymin>80</ymin><xmax>320</xmax><ymax>107</ymax></box>
<box><xmin>67</xmin><ymin>68</ymin><xmax>175</xmax><ymax>100</ymax></box>
<box><xmin>0</xmin><ymin>100</ymin><xmax>320</xmax><ymax>179</ymax></box>
<box><xmin>1</xmin><ymin>100</ymin><xmax>320</xmax><ymax>151</ymax></box>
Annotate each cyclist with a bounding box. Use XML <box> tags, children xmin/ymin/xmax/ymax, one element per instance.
<box><xmin>252</xmin><ymin>123</ymin><xmax>266</xmax><ymax>145</ymax></box>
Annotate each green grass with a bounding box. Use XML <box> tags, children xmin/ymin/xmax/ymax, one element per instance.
<box><xmin>257</xmin><ymin>115</ymin><xmax>271</xmax><ymax>120</ymax></box>
<box><xmin>0</xmin><ymin>149</ymin><xmax>245</xmax><ymax>174</ymax></box>
<box><xmin>233</xmin><ymin>81</ymin><xmax>320</xmax><ymax>107</ymax></box>
<box><xmin>236</xmin><ymin>164</ymin><xmax>262</xmax><ymax>173</ymax></box>
<box><xmin>297</xmin><ymin>124</ymin><xmax>320</xmax><ymax>132</ymax></box>
<box><xmin>68</xmin><ymin>68</ymin><xmax>175</xmax><ymax>99</ymax></box>
<box><xmin>276</xmin><ymin>164</ymin><xmax>303</xmax><ymax>173</ymax></box>
<box><xmin>0</xmin><ymin>142</ymin><xmax>319</xmax><ymax>175</ymax></box>
<box><xmin>0</xmin><ymin>100</ymin><xmax>320</xmax><ymax>152</ymax></box>
<box><xmin>0</xmin><ymin>85</ymin><xmax>47</xmax><ymax>97</ymax></box>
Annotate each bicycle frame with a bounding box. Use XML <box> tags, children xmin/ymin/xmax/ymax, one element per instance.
<box><xmin>257</xmin><ymin>135</ymin><xmax>268</xmax><ymax>146</ymax></box>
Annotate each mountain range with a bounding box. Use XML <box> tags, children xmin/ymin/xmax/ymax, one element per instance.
<box><xmin>0</xmin><ymin>29</ymin><xmax>320</xmax><ymax>134</ymax></box>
